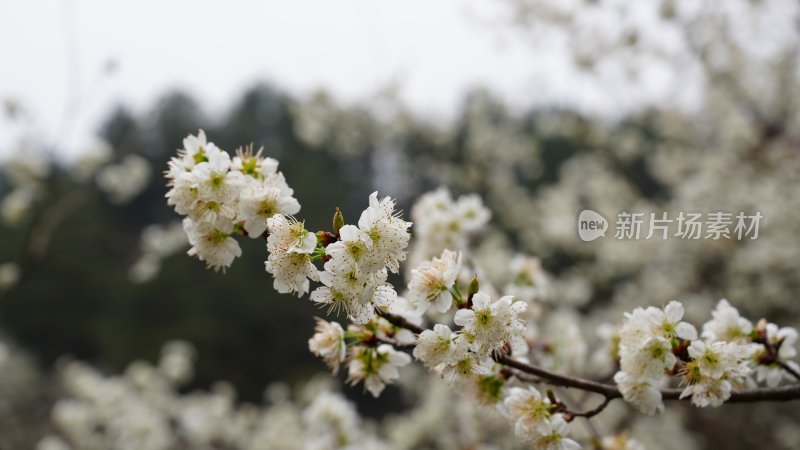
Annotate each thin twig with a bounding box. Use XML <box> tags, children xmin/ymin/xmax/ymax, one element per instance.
<box><xmin>563</xmin><ymin>395</ymin><xmax>612</xmax><ymax>420</ymax></box>
<box><xmin>374</xmin><ymin>336</ymin><xmax>415</xmax><ymax>350</ymax></box>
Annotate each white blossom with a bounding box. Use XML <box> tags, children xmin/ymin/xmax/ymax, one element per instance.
<box><xmin>1</xmin><ymin>187</ymin><xmax>36</xmax><ymax>226</ymax></box>
<box><xmin>617</xmin><ymin>301</ymin><xmax>696</xmax><ymax>380</ymax></box>
<box><xmin>231</xmin><ymin>144</ymin><xmax>280</xmax><ymax>179</ymax></box>
<box><xmin>356</xmin><ymin>191</ymin><xmax>412</xmax><ymax>274</ymax></box>
<box><xmin>265</xmin><ymin>215</ymin><xmax>319</xmax><ymax>296</ymax></box>
<box><xmin>347</xmin><ymin>344</ymin><xmax>411</xmax><ymax>397</ymax></box>
<box><xmin>323</xmin><ymin>224</ymin><xmax>373</xmax><ymax>275</ymax></box>
<box><xmin>407</xmin><ymin>188</ymin><xmax>491</xmax><ymax>268</ymax></box>
<box><xmin>454</xmin><ymin>292</ymin><xmax>527</xmax><ymax>353</ymax></box>
<box><xmin>701</xmin><ymin>299</ymin><xmax>753</xmax><ymax>342</ymax></box>
<box><xmin>0</xmin><ymin>262</ymin><xmax>20</xmax><ymax>291</ymax></box>
<box><xmin>438</xmin><ymin>340</ymin><xmax>495</xmax><ymax>384</ymax></box>
<box><xmin>413</xmin><ymin>324</ymin><xmax>457</xmax><ymax>368</ymax></box>
<box><xmin>614</xmin><ymin>371</ymin><xmax>664</xmax><ymax>415</ymax></box>
<box><xmin>505</xmin><ymin>254</ymin><xmax>551</xmax><ymax>304</ymax></box>
<box><xmin>96</xmin><ymin>154</ymin><xmax>152</xmax><ymax>204</ymax></box>
<box><xmin>183</xmin><ymin>218</ymin><xmax>242</xmax><ymax>271</ymax></box>
<box><xmin>530</xmin><ymin>415</ymin><xmax>581</xmax><ymax>450</ymax></box>
<box><xmin>499</xmin><ymin>386</ymin><xmax>553</xmax><ymax>439</ymax></box>
<box><xmin>755</xmin><ymin>322</ymin><xmax>799</xmax><ymax>387</ymax></box>
<box><xmin>310</xmin><ymin>268</ymin><xmax>395</xmax><ymax>324</ymax></box>
<box><xmin>500</xmin><ymin>387</ymin><xmax>580</xmax><ymax>449</ymax></box>
<box><xmin>308</xmin><ymin>318</ymin><xmax>347</xmax><ymax>375</ymax></box>
<box><xmin>158</xmin><ymin>340</ymin><xmax>196</xmax><ymax>386</ymax></box>
<box><xmin>302</xmin><ymin>391</ymin><xmax>362</xmax><ymax>447</ymax></box>
<box><xmin>237</xmin><ymin>184</ymin><xmax>300</xmax><ymax>238</ymax></box>
<box><xmin>407</xmin><ymin>249</ymin><xmax>462</xmax><ymax>314</ymax></box>
<box><xmin>680</xmin><ymin>340</ymin><xmax>758</xmax><ymax>407</ymax></box>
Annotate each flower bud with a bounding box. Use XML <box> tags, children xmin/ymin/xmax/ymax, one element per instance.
<box><xmin>468</xmin><ymin>276</ymin><xmax>480</xmax><ymax>297</ymax></box>
<box><xmin>333</xmin><ymin>207</ymin><xmax>344</xmax><ymax>236</ymax></box>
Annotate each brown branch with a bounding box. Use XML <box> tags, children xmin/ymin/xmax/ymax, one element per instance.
<box><xmin>376</xmin><ymin>308</ymin><xmax>424</xmax><ymax>334</ymax></box>
<box><xmin>562</xmin><ymin>395</ymin><xmax>612</xmax><ymax>421</ymax></box>
<box><xmin>501</xmin><ymin>367</ymin><xmax>544</xmax><ymax>384</ymax></box>
<box><xmin>778</xmin><ymin>360</ymin><xmax>800</xmax><ymax>382</ymax></box>
<box><xmin>496</xmin><ymin>355</ymin><xmax>622</xmax><ymax>399</ymax></box>
<box><xmin>375</xmin><ymin>309</ymin><xmax>800</xmax><ymax>404</ymax></box>
<box><xmin>374</xmin><ymin>335</ymin><xmax>415</xmax><ymax>351</ymax></box>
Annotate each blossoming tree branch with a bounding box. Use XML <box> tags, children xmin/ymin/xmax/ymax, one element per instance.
<box><xmin>165</xmin><ymin>130</ymin><xmax>800</xmax><ymax>449</ymax></box>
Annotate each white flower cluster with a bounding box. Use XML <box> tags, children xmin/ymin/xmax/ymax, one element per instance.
<box><xmin>308</xmin><ymin>317</ymin><xmax>347</xmax><ymax>375</ymax></box>
<box><xmin>264</xmin><ymin>214</ymin><xmax>319</xmax><ymax>296</ymax></box>
<box><xmin>165</xmin><ymin>130</ymin><xmax>301</xmax><ymax>271</ymax></box>
<box><xmin>1</xmin><ymin>133</ymin><xmax>154</xmax><ymax>228</ymax></box>
<box><xmin>679</xmin><ymin>339</ymin><xmax>757</xmax><ymax>407</ymax></box>
<box><xmin>499</xmin><ymin>387</ymin><xmax>580</xmax><ymax>450</ymax></box>
<box><xmin>407</xmin><ymin>248</ymin><xmax>463</xmax><ymax>313</ymax></box>
<box><xmin>37</xmin><ymin>341</ymin><xmax>397</xmax><ymax>450</ymax></box>
<box><xmin>310</xmin><ymin>192</ymin><xmax>412</xmax><ymax>323</ymax></box>
<box><xmin>165</xmin><ymin>141</ymin><xmax>418</xmax><ymax>396</ymax></box>
<box><xmin>413</xmin><ymin>292</ymin><xmax>527</xmax><ymax>384</ymax></box>
<box><xmin>129</xmin><ymin>221</ymin><xmax>189</xmax><ymax>283</ymax></box>
<box><xmin>615</xmin><ymin>299</ymin><xmax>799</xmax><ymax>413</ymax></box>
<box><xmin>754</xmin><ymin>321</ymin><xmax>799</xmax><ymax>387</ymax></box>
<box><xmin>302</xmin><ymin>391</ymin><xmax>375</xmax><ymax>449</ymax></box>
<box><xmin>95</xmin><ymin>154</ymin><xmax>152</xmax><ymax>204</ymax></box>
<box><xmin>504</xmin><ymin>255</ymin><xmax>551</xmax><ymax>306</ymax></box>
<box><xmin>614</xmin><ymin>301</ymin><xmax>697</xmax><ymax>415</ymax></box>
<box><xmin>38</xmin><ymin>339</ymin><xmax>563</xmax><ymax>450</ymax></box>
<box><xmin>0</xmin><ymin>150</ymin><xmax>49</xmax><ymax>226</ymax></box>
<box><xmin>347</xmin><ymin>344</ymin><xmax>412</xmax><ymax>397</ymax></box>
<box><xmin>408</xmin><ymin>187</ymin><xmax>490</xmax><ymax>266</ymax></box>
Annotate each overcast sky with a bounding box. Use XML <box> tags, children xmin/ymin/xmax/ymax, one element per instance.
<box><xmin>0</xmin><ymin>0</ymin><xmax>702</xmax><ymax>160</ymax></box>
